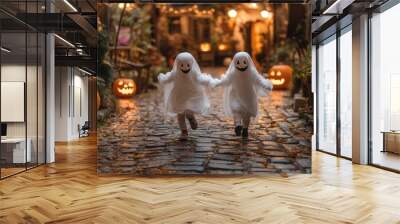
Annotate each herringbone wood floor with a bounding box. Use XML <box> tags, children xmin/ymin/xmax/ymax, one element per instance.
<box><xmin>1</xmin><ymin>136</ymin><xmax>400</xmax><ymax>224</ymax></box>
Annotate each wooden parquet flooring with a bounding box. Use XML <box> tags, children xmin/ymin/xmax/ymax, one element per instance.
<box><xmin>1</xmin><ymin>136</ymin><xmax>400</xmax><ymax>224</ymax></box>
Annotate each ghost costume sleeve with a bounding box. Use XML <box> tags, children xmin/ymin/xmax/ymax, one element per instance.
<box><xmin>216</xmin><ymin>72</ymin><xmax>234</xmax><ymax>87</ymax></box>
<box><xmin>158</xmin><ymin>72</ymin><xmax>175</xmax><ymax>85</ymax></box>
<box><xmin>194</xmin><ymin>72</ymin><xmax>218</xmax><ymax>87</ymax></box>
<box><xmin>252</xmin><ymin>72</ymin><xmax>273</xmax><ymax>96</ymax></box>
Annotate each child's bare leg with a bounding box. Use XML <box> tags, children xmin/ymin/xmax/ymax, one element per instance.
<box><xmin>241</xmin><ymin>113</ymin><xmax>251</xmax><ymax>138</ymax></box>
<box><xmin>233</xmin><ymin>112</ymin><xmax>243</xmax><ymax>136</ymax></box>
<box><xmin>177</xmin><ymin>113</ymin><xmax>188</xmax><ymax>139</ymax></box>
<box><xmin>185</xmin><ymin>110</ymin><xmax>197</xmax><ymax>130</ymax></box>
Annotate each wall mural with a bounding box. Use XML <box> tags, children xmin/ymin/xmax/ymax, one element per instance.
<box><xmin>97</xmin><ymin>3</ymin><xmax>312</xmax><ymax>176</ymax></box>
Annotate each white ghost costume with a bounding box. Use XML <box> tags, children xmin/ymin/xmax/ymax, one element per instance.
<box><xmin>158</xmin><ymin>52</ymin><xmax>217</xmax><ymax>131</ymax></box>
<box><xmin>217</xmin><ymin>52</ymin><xmax>273</xmax><ymax>128</ymax></box>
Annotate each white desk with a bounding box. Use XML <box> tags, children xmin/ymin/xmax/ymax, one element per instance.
<box><xmin>1</xmin><ymin>138</ymin><xmax>31</xmax><ymax>163</ymax></box>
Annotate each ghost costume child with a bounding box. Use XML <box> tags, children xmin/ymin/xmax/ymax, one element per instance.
<box><xmin>216</xmin><ymin>52</ymin><xmax>273</xmax><ymax>138</ymax></box>
<box><xmin>158</xmin><ymin>52</ymin><xmax>217</xmax><ymax>139</ymax></box>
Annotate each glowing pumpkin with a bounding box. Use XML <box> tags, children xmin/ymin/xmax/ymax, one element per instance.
<box><xmin>268</xmin><ymin>65</ymin><xmax>293</xmax><ymax>90</ymax></box>
<box><xmin>113</xmin><ymin>78</ymin><xmax>136</xmax><ymax>98</ymax></box>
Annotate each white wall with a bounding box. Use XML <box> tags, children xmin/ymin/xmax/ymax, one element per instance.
<box><xmin>55</xmin><ymin>66</ymin><xmax>70</xmax><ymax>141</ymax></box>
<box><xmin>1</xmin><ymin>65</ymin><xmax>41</xmax><ymax>138</ymax></box>
<box><xmin>54</xmin><ymin>67</ymin><xmax>89</xmax><ymax>141</ymax></box>
<box><xmin>1</xmin><ymin>65</ymin><xmax>26</xmax><ymax>133</ymax></box>
<box><xmin>1</xmin><ymin>64</ymin><xmax>46</xmax><ymax>164</ymax></box>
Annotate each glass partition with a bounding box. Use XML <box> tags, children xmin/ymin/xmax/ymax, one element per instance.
<box><xmin>27</xmin><ymin>31</ymin><xmax>38</xmax><ymax>169</ymax></box>
<box><xmin>1</xmin><ymin>31</ymin><xmax>28</xmax><ymax>177</ymax></box>
<box><xmin>0</xmin><ymin>1</ymin><xmax>46</xmax><ymax>179</ymax></box>
<box><xmin>317</xmin><ymin>36</ymin><xmax>337</xmax><ymax>154</ymax></box>
<box><xmin>38</xmin><ymin>32</ymin><xmax>46</xmax><ymax>165</ymax></box>
<box><xmin>339</xmin><ymin>27</ymin><xmax>352</xmax><ymax>158</ymax></box>
<box><xmin>370</xmin><ymin>4</ymin><xmax>400</xmax><ymax>171</ymax></box>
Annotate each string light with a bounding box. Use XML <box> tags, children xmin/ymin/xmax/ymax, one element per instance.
<box><xmin>227</xmin><ymin>9</ymin><xmax>237</xmax><ymax>18</ymax></box>
<box><xmin>159</xmin><ymin>5</ymin><xmax>215</xmax><ymax>16</ymax></box>
<box><xmin>260</xmin><ymin>10</ymin><xmax>272</xmax><ymax>19</ymax></box>
<box><xmin>248</xmin><ymin>3</ymin><xmax>258</xmax><ymax>9</ymax></box>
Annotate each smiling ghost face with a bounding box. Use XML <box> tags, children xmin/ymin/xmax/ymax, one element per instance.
<box><xmin>234</xmin><ymin>57</ymin><xmax>249</xmax><ymax>72</ymax></box>
<box><xmin>178</xmin><ymin>59</ymin><xmax>192</xmax><ymax>74</ymax></box>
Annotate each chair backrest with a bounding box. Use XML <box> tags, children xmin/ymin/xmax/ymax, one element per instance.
<box><xmin>82</xmin><ymin>121</ymin><xmax>90</xmax><ymax>129</ymax></box>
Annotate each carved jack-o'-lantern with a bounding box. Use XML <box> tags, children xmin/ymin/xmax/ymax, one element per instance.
<box><xmin>113</xmin><ymin>78</ymin><xmax>136</xmax><ymax>98</ymax></box>
<box><xmin>268</xmin><ymin>64</ymin><xmax>293</xmax><ymax>90</ymax></box>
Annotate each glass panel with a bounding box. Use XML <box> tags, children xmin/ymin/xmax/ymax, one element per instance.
<box><xmin>371</xmin><ymin>4</ymin><xmax>400</xmax><ymax>171</ymax></box>
<box><xmin>339</xmin><ymin>29</ymin><xmax>352</xmax><ymax>158</ymax></box>
<box><xmin>318</xmin><ymin>37</ymin><xmax>337</xmax><ymax>154</ymax></box>
<box><xmin>27</xmin><ymin>31</ymin><xmax>38</xmax><ymax>169</ymax></box>
<box><xmin>1</xmin><ymin>31</ymin><xmax>28</xmax><ymax>177</ymax></box>
<box><xmin>38</xmin><ymin>33</ymin><xmax>45</xmax><ymax>165</ymax></box>
<box><xmin>26</xmin><ymin>0</ymin><xmax>41</xmax><ymax>169</ymax></box>
<box><xmin>0</xmin><ymin>0</ymin><xmax>46</xmax><ymax>178</ymax></box>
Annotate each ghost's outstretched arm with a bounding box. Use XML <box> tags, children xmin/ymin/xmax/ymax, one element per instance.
<box><xmin>215</xmin><ymin>72</ymin><xmax>233</xmax><ymax>87</ymax></box>
<box><xmin>253</xmin><ymin>72</ymin><xmax>273</xmax><ymax>92</ymax></box>
<box><xmin>195</xmin><ymin>73</ymin><xmax>219</xmax><ymax>87</ymax></box>
<box><xmin>158</xmin><ymin>72</ymin><xmax>175</xmax><ymax>85</ymax></box>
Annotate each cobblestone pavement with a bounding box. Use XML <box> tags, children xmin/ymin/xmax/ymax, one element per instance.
<box><xmin>98</xmin><ymin>67</ymin><xmax>312</xmax><ymax>176</ymax></box>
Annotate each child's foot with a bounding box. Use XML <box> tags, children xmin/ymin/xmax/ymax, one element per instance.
<box><xmin>188</xmin><ymin>117</ymin><xmax>198</xmax><ymax>130</ymax></box>
<box><xmin>235</xmin><ymin>126</ymin><xmax>243</xmax><ymax>136</ymax></box>
<box><xmin>242</xmin><ymin>128</ymin><xmax>248</xmax><ymax>138</ymax></box>
<box><xmin>180</xmin><ymin>130</ymin><xmax>189</xmax><ymax>140</ymax></box>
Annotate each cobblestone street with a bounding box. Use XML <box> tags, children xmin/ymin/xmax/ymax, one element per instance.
<box><xmin>98</xmin><ymin>67</ymin><xmax>312</xmax><ymax>176</ymax></box>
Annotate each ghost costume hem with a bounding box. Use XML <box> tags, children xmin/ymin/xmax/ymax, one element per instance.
<box><xmin>158</xmin><ymin>52</ymin><xmax>217</xmax><ymax>117</ymax></box>
<box><xmin>218</xmin><ymin>52</ymin><xmax>273</xmax><ymax>118</ymax></box>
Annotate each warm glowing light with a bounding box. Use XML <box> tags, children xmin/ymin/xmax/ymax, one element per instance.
<box><xmin>260</xmin><ymin>10</ymin><xmax>272</xmax><ymax>19</ymax></box>
<box><xmin>270</xmin><ymin>71</ymin><xmax>275</xmax><ymax>76</ymax></box>
<box><xmin>271</xmin><ymin>79</ymin><xmax>285</xmax><ymax>85</ymax></box>
<box><xmin>228</xmin><ymin>9</ymin><xmax>237</xmax><ymax>18</ymax></box>
<box><xmin>200</xmin><ymin>42</ymin><xmax>211</xmax><ymax>52</ymax></box>
<box><xmin>249</xmin><ymin>3</ymin><xmax>258</xmax><ymax>9</ymax></box>
<box><xmin>161</xmin><ymin>5</ymin><xmax>214</xmax><ymax>16</ymax></box>
<box><xmin>218</xmin><ymin>44</ymin><xmax>228</xmax><ymax>51</ymax></box>
<box><xmin>268</xmin><ymin>65</ymin><xmax>293</xmax><ymax>90</ymax></box>
<box><xmin>125</xmin><ymin>3</ymin><xmax>136</xmax><ymax>10</ymax></box>
<box><xmin>118</xmin><ymin>3</ymin><xmax>125</xmax><ymax>9</ymax></box>
<box><xmin>113</xmin><ymin>78</ymin><xmax>137</xmax><ymax>98</ymax></box>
